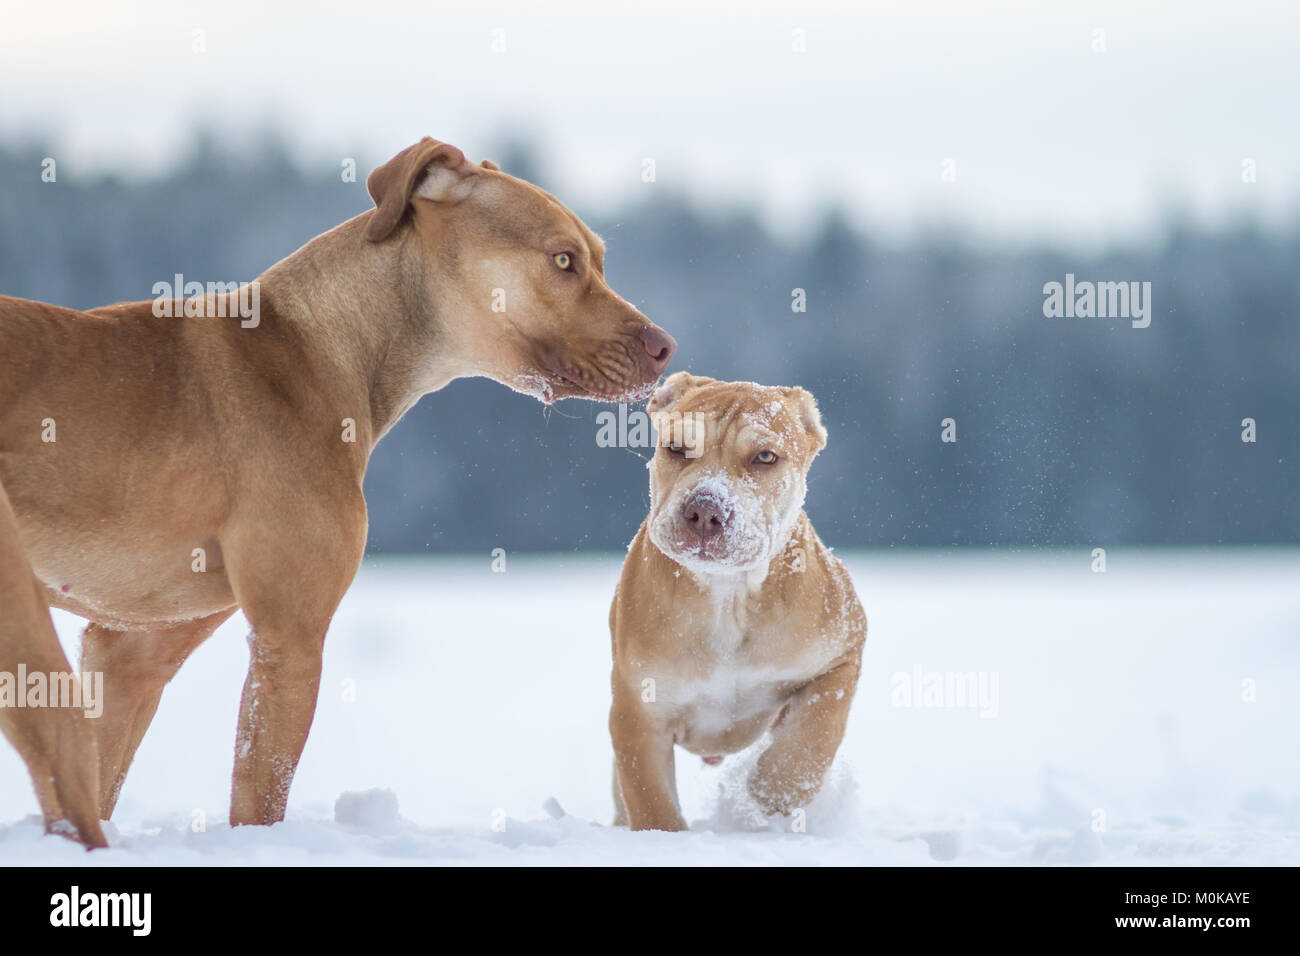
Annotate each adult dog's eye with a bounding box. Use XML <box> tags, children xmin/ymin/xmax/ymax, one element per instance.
<box><xmin>753</xmin><ymin>450</ymin><xmax>778</xmax><ymax>465</ymax></box>
<box><xmin>553</xmin><ymin>252</ymin><xmax>574</xmax><ymax>272</ymax></box>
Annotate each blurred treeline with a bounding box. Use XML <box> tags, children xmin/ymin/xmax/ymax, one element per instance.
<box><xmin>1</xmin><ymin>134</ymin><xmax>1296</xmax><ymax>551</ymax></box>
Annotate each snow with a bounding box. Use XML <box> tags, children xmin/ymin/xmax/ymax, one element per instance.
<box><xmin>334</xmin><ymin>789</ymin><xmax>401</xmax><ymax>832</ymax></box>
<box><xmin>1</xmin><ymin>548</ymin><xmax>1297</xmax><ymax>866</ymax></box>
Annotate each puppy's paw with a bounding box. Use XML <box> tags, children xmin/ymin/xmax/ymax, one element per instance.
<box><xmin>747</xmin><ymin>774</ymin><xmax>817</xmax><ymax>819</ymax></box>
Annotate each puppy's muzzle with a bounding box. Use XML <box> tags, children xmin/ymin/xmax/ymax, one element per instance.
<box><xmin>680</xmin><ymin>492</ymin><xmax>730</xmax><ymax>541</ymax></box>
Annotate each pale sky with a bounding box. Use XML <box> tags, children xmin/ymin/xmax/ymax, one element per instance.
<box><xmin>2</xmin><ymin>0</ymin><xmax>1297</xmax><ymax>248</ymax></box>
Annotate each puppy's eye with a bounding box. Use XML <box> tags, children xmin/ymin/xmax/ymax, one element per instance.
<box><xmin>553</xmin><ymin>252</ymin><xmax>575</xmax><ymax>272</ymax></box>
<box><xmin>753</xmin><ymin>450</ymin><xmax>778</xmax><ymax>465</ymax></box>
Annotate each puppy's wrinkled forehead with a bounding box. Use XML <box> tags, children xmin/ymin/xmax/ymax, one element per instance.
<box><xmin>653</xmin><ymin>381</ymin><xmax>821</xmax><ymax>464</ymax></box>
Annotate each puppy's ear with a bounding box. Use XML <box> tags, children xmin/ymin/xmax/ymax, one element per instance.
<box><xmin>788</xmin><ymin>387</ymin><xmax>827</xmax><ymax>452</ymax></box>
<box><xmin>365</xmin><ymin>137</ymin><xmax>476</xmax><ymax>242</ymax></box>
<box><xmin>647</xmin><ymin>371</ymin><xmax>709</xmax><ymax>414</ymax></box>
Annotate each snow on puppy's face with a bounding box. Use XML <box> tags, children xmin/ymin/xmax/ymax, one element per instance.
<box><xmin>645</xmin><ymin>373</ymin><xmax>827</xmax><ymax>576</ymax></box>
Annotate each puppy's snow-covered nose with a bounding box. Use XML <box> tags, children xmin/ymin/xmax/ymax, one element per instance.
<box><xmin>681</xmin><ymin>492</ymin><xmax>729</xmax><ymax>538</ymax></box>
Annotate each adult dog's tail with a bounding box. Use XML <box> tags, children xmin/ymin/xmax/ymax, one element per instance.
<box><xmin>0</xmin><ymin>480</ymin><xmax>107</xmax><ymax>848</ymax></box>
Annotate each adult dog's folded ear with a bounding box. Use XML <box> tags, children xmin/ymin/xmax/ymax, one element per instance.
<box><xmin>785</xmin><ymin>386</ymin><xmax>827</xmax><ymax>451</ymax></box>
<box><xmin>647</xmin><ymin>371</ymin><xmax>711</xmax><ymax>414</ymax></box>
<box><xmin>365</xmin><ymin>137</ymin><xmax>480</xmax><ymax>242</ymax></box>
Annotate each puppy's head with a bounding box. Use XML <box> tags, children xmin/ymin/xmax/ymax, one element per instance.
<box><xmin>366</xmin><ymin>137</ymin><xmax>675</xmax><ymax>403</ymax></box>
<box><xmin>645</xmin><ymin>373</ymin><xmax>827</xmax><ymax>575</ymax></box>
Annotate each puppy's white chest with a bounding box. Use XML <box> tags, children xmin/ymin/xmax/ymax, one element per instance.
<box><xmin>668</xmin><ymin>663</ymin><xmax>805</xmax><ymax>736</ymax></box>
<box><xmin>694</xmin><ymin>572</ymin><xmax>761</xmax><ymax>654</ymax></box>
<box><xmin>706</xmin><ymin>615</ymin><xmax>746</xmax><ymax>655</ymax></box>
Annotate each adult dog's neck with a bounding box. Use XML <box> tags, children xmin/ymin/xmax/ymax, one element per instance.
<box><xmin>254</xmin><ymin>213</ymin><xmax>467</xmax><ymax>449</ymax></box>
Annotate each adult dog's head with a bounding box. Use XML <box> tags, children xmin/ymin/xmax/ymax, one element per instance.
<box><xmin>644</xmin><ymin>373</ymin><xmax>827</xmax><ymax>576</ymax></box>
<box><xmin>365</xmin><ymin>137</ymin><xmax>675</xmax><ymax>403</ymax></box>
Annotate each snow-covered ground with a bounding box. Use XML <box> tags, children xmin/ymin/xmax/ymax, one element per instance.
<box><xmin>2</xmin><ymin>548</ymin><xmax>1297</xmax><ymax>866</ymax></box>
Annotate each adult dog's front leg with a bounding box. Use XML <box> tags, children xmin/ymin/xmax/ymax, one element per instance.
<box><xmin>223</xmin><ymin>497</ymin><xmax>366</xmax><ymax>827</ymax></box>
<box><xmin>230</xmin><ymin>625</ymin><xmax>328</xmax><ymax>825</ymax></box>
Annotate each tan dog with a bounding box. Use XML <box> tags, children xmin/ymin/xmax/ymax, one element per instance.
<box><xmin>0</xmin><ymin>136</ymin><xmax>675</xmax><ymax>845</ymax></box>
<box><xmin>0</xmin><ymin>487</ymin><xmax>105</xmax><ymax>845</ymax></box>
<box><xmin>609</xmin><ymin>373</ymin><xmax>866</xmax><ymax>831</ymax></box>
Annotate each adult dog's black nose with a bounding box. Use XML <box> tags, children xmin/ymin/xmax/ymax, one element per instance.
<box><xmin>640</xmin><ymin>325</ymin><xmax>676</xmax><ymax>375</ymax></box>
<box><xmin>681</xmin><ymin>493</ymin><xmax>728</xmax><ymax>538</ymax></box>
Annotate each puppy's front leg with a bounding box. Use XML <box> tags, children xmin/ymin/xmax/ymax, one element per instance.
<box><xmin>749</xmin><ymin>656</ymin><xmax>861</xmax><ymax>818</ymax></box>
<box><xmin>610</xmin><ymin>690</ymin><xmax>686</xmax><ymax>831</ymax></box>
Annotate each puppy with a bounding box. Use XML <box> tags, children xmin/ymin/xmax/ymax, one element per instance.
<box><xmin>609</xmin><ymin>373</ymin><xmax>867</xmax><ymax>831</ymax></box>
